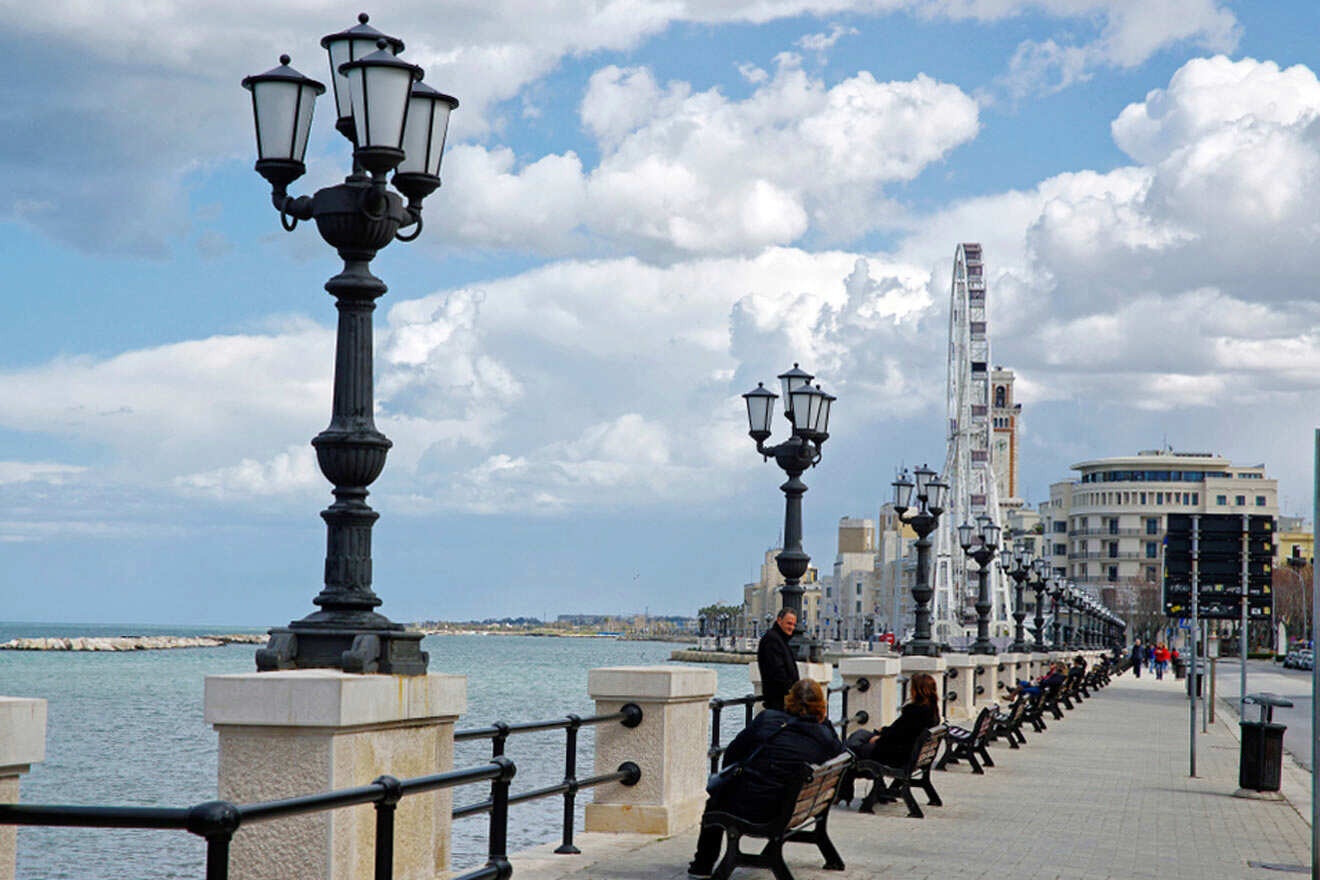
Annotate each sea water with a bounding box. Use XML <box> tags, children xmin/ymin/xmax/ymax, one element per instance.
<box><xmin>0</xmin><ymin>623</ymin><xmax>778</xmax><ymax>879</ymax></box>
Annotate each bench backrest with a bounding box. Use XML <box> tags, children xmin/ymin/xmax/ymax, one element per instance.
<box><xmin>971</xmin><ymin>706</ymin><xmax>995</xmax><ymax>742</ymax></box>
<box><xmin>1004</xmin><ymin>695</ymin><xmax>1027</xmax><ymax>725</ymax></box>
<box><xmin>905</xmin><ymin>724</ymin><xmax>947</xmax><ymax>774</ymax></box>
<box><xmin>782</xmin><ymin>752</ymin><xmax>853</xmax><ymax>831</ymax></box>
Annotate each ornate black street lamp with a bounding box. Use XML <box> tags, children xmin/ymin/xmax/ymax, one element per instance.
<box><xmin>1006</xmin><ymin>545</ymin><xmax>1031</xmax><ymax>653</ymax></box>
<box><xmin>892</xmin><ymin>464</ymin><xmax>948</xmax><ymax>657</ymax></box>
<box><xmin>1030</xmin><ymin>557</ymin><xmax>1049</xmax><ymax>652</ymax></box>
<box><xmin>742</xmin><ymin>365</ymin><xmax>835</xmax><ymax>662</ymax></box>
<box><xmin>1065</xmin><ymin>587</ymin><xmax>1079</xmax><ymax>649</ymax></box>
<box><xmin>1049</xmin><ymin>580</ymin><xmax>1064</xmax><ymax>648</ymax></box>
<box><xmin>959</xmin><ymin>515</ymin><xmax>1001</xmax><ymax>655</ymax></box>
<box><xmin>244</xmin><ymin>15</ymin><xmax>458</xmax><ymax>675</ymax></box>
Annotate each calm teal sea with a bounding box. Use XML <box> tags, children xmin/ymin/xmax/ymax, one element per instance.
<box><xmin>0</xmin><ymin>623</ymin><xmax>777</xmax><ymax>879</ymax></box>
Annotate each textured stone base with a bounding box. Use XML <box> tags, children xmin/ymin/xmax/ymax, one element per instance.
<box><xmin>1232</xmin><ymin>787</ymin><xmax>1286</xmax><ymax>801</ymax></box>
<box><xmin>585</xmin><ymin>795</ymin><xmax>705</xmax><ymax>835</ymax></box>
<box><xmin>207</xmin><ymin>671</ymin><xmax>465</xmax><ymax>880</ymax></box>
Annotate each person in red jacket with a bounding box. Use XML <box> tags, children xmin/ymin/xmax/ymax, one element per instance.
<box><xmin>1154</xmin><ymin>643</ymin><xmax>1170</xmax><ymax>679</ymax></box>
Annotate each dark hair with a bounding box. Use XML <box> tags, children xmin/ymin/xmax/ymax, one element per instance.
<box><xmin>776</xmin><ymin>607</ymin><xmax>797</xmax><ymax>621</ymax></box>
<box><xmin>784</xmin><ymin>679</ymin><xmax>826</xmax><ymax>721</ymax></box>
<box><xmin>909</xmin><ymin>672</ymin><xmax>939</xmax><ymax>715</ymax></box>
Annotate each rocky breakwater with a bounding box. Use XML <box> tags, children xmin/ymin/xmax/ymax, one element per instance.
<box><xmin>0</xmin><ymin>633</ymin><xmax>268</xmax><ymax>651</ymax></box>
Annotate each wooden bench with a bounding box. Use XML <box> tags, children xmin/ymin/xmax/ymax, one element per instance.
<box><xmin>937</xmin><ymin>706</ymin><xmax>996</xmax><ymax>773</ymax></box>
<box><xmin>1021</xmin><ymin>690</ymin><xmax>1049</xmax><ymax>732</ymax></box>
<box><xmin>702</xmin><ymin>751</ymin><xmax>853</xmax><ymax>880</ymax></box>
<box><xmin>989</xmin><ymin>695</ymin><xmax>1028</xmax><ymax>748</ymax></box>
<box><xmin>851</xmin><ymin>724</ymin><xmax>947</xmax><ymax>818</ymax></box>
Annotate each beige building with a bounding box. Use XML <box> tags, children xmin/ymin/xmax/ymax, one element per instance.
<box><xmin>824</xmin><ymin>518</ymin><xmax>876</xmax><ymax>640</ymax></box>
<box><xmin>1276</xmin><ymin>515</ymin><xmax>1313</xmax><ymax>568</ymax></box>
<box><xmin>1043</xmin><ymin>450</ymin><xmax>1280</xmax><ymax>588</ymax></box>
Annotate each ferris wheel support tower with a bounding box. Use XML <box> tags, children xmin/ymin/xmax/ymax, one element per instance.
<box><xmin>931</xmin><ymin>243</ymin><xmax>1013</xmax><ymax>647</ymax></box>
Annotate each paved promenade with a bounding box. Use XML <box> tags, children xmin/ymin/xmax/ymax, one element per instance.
<box><xmin>509</xmin><ymin>671</ymin><xmax>1310</xmax><ymax>880</ymax></box>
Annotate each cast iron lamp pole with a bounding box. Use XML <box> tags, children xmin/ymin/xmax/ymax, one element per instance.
<box><xmin>1007</xmin><ymin>545</ymin><xmax>1031</xmax><ymax>653</ymax></box>
<box><xmin>1066</xmin><ymin>587</ymin><xmax>1079</xmax><ymax>649</ymax></box>
<box><xmin>742</xmin><ymin>365</ymin><xmax>836</xmax><ymax>662</ymax></box>
<box><xmin>1030</xmin><ymin>557</ymin><xmax>1049</xmax><ymax>652</ymax></box>
<box><xmin>959</xmin><ymin>515</ymin><xmax>1001</xmax><ymax>655</ymax></box>
<box><xmin>243</xmin><ymin>14</ymin><xmax>459</xmax><ymax>675</ymax></box>
<box><xmin>1049</xmin><ymin>581</ymin><xmax>1064</xmax><ymax>648</ymax></box>
<box><xmin>892</xmin><ymin>465</ymin><xmax>949</xmax><ymax>657</ymax></box>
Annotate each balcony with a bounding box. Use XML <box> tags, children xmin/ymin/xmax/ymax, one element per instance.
<box><xmin>1067</xmin><ymin>528</ymin><xmax>1143</xmax><ymax>537</ymax></box>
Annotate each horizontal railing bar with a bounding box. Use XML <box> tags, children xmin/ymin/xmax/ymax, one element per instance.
<box><xmin>453</xmin><ymin>768</ymin><xmax>636</xmax><ymax>819</ymax></box>
<box><xmin>0</xmin><ymin>804</ymin><xmax>191</xmax><ymax>830</ymax></box>
<box><xmin>452</xmin><ymin>863</ymin><xmax>504</xmax><ymax>880</ymax></box>
<box><xmin>456</xmin><ymin>710</ymin><xmax>632</xmax><ymax>742</ymax></box>
<box><xmin>709</xmin><ymin>694</ymin><xmax>761</xmax><ymax>709</ymax></box>
<box><xmin>238</xmin><ymin>764</ymin><xmax>505</xmax><ymax>825</ymax></box>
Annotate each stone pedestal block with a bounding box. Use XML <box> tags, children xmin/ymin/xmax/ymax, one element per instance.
<box><xmin>1029</xmin><ymin>652</ymin><xmax>1050</xmax><ymax>679</ymax></box>
<box><xmin>971</xmin><ymin>655</ymin><xmax>999</xmax><ymax>710</ymax></box>
<box><xmin>941</xmin><ymin>654</ymin><xmax>976</xmax><ymax>721</ymax></box>
<box><xmin>0</xmin><ymin>697</ymin><xmax>46</xmax><ymax>880</ymax></box>
<box><xmin>839</xmin><ymin>657</ymin><xmax>901</xmax><ymax>729</ymax></box>
<box><xmin>205</xmin><ymin>670</ymin><xmax>465</xmax><ymax>880</ymax></box>
<box><xmin>586</xmin><ymin>666</ymin><xmax>717</xmax><ymax>836</ymax></box>
<box><xmin>900</xmin><ymin>655</ymin><xmax>948</xmax><ymax>720</ymax></box>
<box><xmin>996</xmin><ymin>654</ymin><xmax>1023</xmax><ymax>703</ymax></box>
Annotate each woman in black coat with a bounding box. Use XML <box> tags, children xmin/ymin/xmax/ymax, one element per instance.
<box><xmin>688</xmin><ymin>678</ymin><xmax>842</xmax><ymax>878</ymax></box>
<box><xmin>848</xmin><ymin>672</ymin><xmax>940</xmax><ymax>767</ymax></box>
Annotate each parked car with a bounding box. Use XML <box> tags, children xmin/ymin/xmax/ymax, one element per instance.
<box><xmin>1283</xmin><ymin>651</ymin><xmax>1298</xmax><ymax>668</ymax></box>
<box><xmin>1300</xmin><ymin>651</ymin><xmax>1314</xmax><ymax>671</ymax></box>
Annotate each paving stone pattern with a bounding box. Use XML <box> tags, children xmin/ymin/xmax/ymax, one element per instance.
<box><xmin>507</xmin><ymin>672</ymin><xmax>1311</xmax><ymax>880</ymax></box>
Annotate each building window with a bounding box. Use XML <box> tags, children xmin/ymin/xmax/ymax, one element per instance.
<box><xmin>1256</xmin><ymin>496</ymin><xmax>1266</xmax><ymax>507</ymax></box>
<box><xmin>1108</xmin><ymin>565</ymin><xmax>1118</xmax><ymax>581</ymax></box>
<box><xmin>1156</xmin><ymin>492</ymin><xmax>1164</xmax><ymax>504</ymax></box>
<box><xmin>1217</xmin><ymin>495</ymin><xmax>1227</xmax><ymax>505</ymax></box>
<box><xmin>1107</xmin><ymin>542</ymin><xmax>1118</xmax><ymax>558</ymax></box>
<box><xmin>1146</xmin><ymin>541</ymin><xmax>1158</xmax><ymax>559</ymax></box>
<box><xmin>1054</xmin><ymin>543</ymin><xmax>1066</xmax><ymax>556</ymax></box>
<box><xmin>1108</xmin><ymin>519</ymin><xmax>1119</xmax><ymax>535</ymax></box>
<box><xmin>1140</xmin><ymin>492</ymin><xmax>1147</xmax><ymax>505</ymax></box>
<box><xmin>856</xmin><ymin>600</ymin><xmax>862</xmax><ymax>613</ymax></box>
<box><xmin>995</xmin><ymin>386</ymin><xmax>1006</xmax><ymax>407</ymax></box>
<box><xmin>1080</xmin><ymin>516</ymin><xmax>1089</xmax><ymax>528</ymax></box>
<box><xmin>1192</xmin><ymin>493</ymin><xmax>1199</xmax><ymax>505</ymax></box>
<box><xmin>1053</xmin><ymin>521</ymin><xmax>1066</xmax><ymax>533</ymax></box>
<box><xmin>1146</xmin><ymin>566</ymin><xmax>1156</xmax><ymax>582</ymax></box>
<box><xmin>1146</xmin><ymin>517</ymin><xmax>1159</xmax><ymax>535</ymax></box>
<box><xmin>1236</xmin><ymin>495</ymin><xmax>1246</xmax><ymax>506</ymax></box>
<box><xmin>1080</xmin><ymin>563</ymin><xmax>1088</xmax><ymax>576</ymax></box>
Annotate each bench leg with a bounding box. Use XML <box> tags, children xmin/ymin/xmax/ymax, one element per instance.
<box><xmin>920</xmin><ymin>772</ymin><xmax>943</xmax><ymax>807</ymax></box>
<box><xmin>810</xmin><ymin>819</ymin><xmax>846</xmax><ymax>870</ymax></box>
<box><xmin>978</xmin><ymin>745</ymin><xmax>995</xmax><ymax>768</ymax></box>
<box><xmin>761</xmin><ymin>840</ymin><xmax>794</xmax><ymax>880</ymax></box>
<box><xmin>965</xmin><ymin>750</ymin><xmax>983</xmax><ymax>774</ymax></box>
<box><xmin>899</xmin><ymin>782</ymin><xmax>924</xmax><ymax>818</ymax></box>
<box><xmin>714</xmin><ymin>830</ymin><xmax>742</xmax><ymax>880</ymax></box>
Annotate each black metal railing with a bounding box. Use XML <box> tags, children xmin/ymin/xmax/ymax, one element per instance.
<box><xmin>708</xmin><ymin>693</ymin><xmax>764</xmax><ymax>773</ymax></box>
<box><xmin>454</xmin><ymin>704</ymin><xmax>642</xmax><ymax>855</ymax></box>
<box><xmin>0</xmin><ymin>760</ymin><xmax>515</xmax><ymax>880</ymax></box>
<box><xmin>827</xmin><ymin>678</ymin><xmax>870</xmax><ymax>739</ymax></box>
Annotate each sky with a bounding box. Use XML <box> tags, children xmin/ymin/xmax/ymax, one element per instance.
<box><xmin>3</xmin><ymin>0</ymin><xmax>1320</xmax><ymax>627</ymax></box>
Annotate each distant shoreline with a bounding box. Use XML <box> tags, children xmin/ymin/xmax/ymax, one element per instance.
<box><xmin>0</xmin><ymin>634</ymin><xmax>268</xmax><ymax>652</ymax></box>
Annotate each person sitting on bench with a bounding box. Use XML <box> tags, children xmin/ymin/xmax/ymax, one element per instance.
<box><xmin>1009</xmin><ymin>663</ymin><xmax>1065</xmax><ymax>698</ymax></box>
<box><xmin>688</xmin><ymin>679</ymin><xmax>842</xmax><ymax>879</ymax></box>
<box><xmin>847</xmin><ymin>672</ymin><xmax>940</xmax><ymax>765</ymax></box>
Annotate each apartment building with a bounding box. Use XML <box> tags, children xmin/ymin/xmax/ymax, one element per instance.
<box><xmin>742</xmin><ymin>546</ymin><xmax>820</xmax><ymax>634</ymax></box>
<box><xmin>1042</xmin><ymin>450</ymin><xmax>1279</xmax><ymax>587</ymax></box>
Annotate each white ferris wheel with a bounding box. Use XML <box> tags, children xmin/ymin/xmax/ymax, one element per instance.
<box><xmin>930</xmin><ymin>243</ymin><xmax>1013</xmax><ymax>646</ymax></box>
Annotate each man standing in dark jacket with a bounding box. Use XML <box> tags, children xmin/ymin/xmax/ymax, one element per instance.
<box><xmin>757</xmin><ymin>608</ymin><xmax>799</xmax><ymax>711</ymax></box>
<box><xmin>1129</xmin><ymin>639</ymin><xmax>1143</xmax><ymax>678</ymax></box>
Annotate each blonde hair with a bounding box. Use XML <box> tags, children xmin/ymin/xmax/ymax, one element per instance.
<box><xmin>784</xmin><ymin>679</ymin><xmax>827</xmax><ymax>722</ymax></box>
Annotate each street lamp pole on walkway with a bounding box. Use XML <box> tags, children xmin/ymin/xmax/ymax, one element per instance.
<box><xmin>1030</xmin><ymin>558</ymin><xmax>1049</xmax><ymax>652</ymax></box>
<box><xmin>960</xmin><ymin>516</ymin><xmax>1000</xmax><ymax>655</ymax></box>
<box><xmin>742</xmin><ymin>366</ymin><xmax>836</xmax><ymax>662</ymax></box>
<box><xmin>242</xmin><ymin>15</ymin><xmax>458</xmax><ymax>675</ymax></box>
<box><xmin>1007</xmin><ymin>545</ymin><xmax>1031</xmax><ymax>653</ymax></box>
<box><xmin>893</xmin><ymin>465</ymin><xmax>948</xmax><ymax>657</ymax></box>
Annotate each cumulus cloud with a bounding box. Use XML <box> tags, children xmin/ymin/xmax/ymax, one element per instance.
<box><xmin>893</xmin><ymin>55</ymin><xmax>1320</xmax><ymax>463</ymax></box>
<box><xmin>437</xmin><ymin>59</ymin><xmax>979</xmax><ymax>259</ymax></box>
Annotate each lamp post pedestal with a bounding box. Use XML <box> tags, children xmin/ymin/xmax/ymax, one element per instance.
<box><xmin>968</xmin><ymin>552</ymin><xmax>998</xmax><ymax>655</ymax></box>
<box><xmin>903</xmin><ymin>517</ymin><xmax>940</xmax><ymax>657</ymax></box>
<box><xmin>900</xmin><ymin>654</ymin><xmax>947</xmax><ymax>714</ymax></box>
<box><xmin>941</xmin><ymin>653</ymin><xmax>977</xmax><ymax>721</ymax></box>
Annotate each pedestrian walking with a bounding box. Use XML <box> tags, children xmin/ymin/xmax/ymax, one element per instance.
<box><xmin>1154</xmin><ymin>643</ymin><xmax>1169</xmax><ymax>679</ymax></box>
<box><xmin>1130</xmin><ymin>639</ymin><xmax>1143</xmax><ymax>678</ymax></box>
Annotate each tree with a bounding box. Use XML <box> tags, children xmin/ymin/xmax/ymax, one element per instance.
<box><xmin>1274</xmin><ymin>563</ymin><xmax>1312</xmax><ymax>644</ymax></box>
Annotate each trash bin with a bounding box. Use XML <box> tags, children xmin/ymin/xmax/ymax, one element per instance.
<box><xmin>1173</xmin><ymin>658</ymin><xmax>1186</xmax><ymax>680</ymax></box>
<box><xmin>1240</xmin><ymin>693</ymin><xmax>1293</xmax><ymax>792</ymax></box>
<box><xmin>1186</xmin><ymin>670</ymin><xmax>1201</xmax><ymax>697</ymax></box>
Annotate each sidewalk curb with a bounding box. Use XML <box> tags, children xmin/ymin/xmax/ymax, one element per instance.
<box><xmin>1216</xmin><ymin>694</ymin><xmax>1312</xmax><ymax>828</ymax></box>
